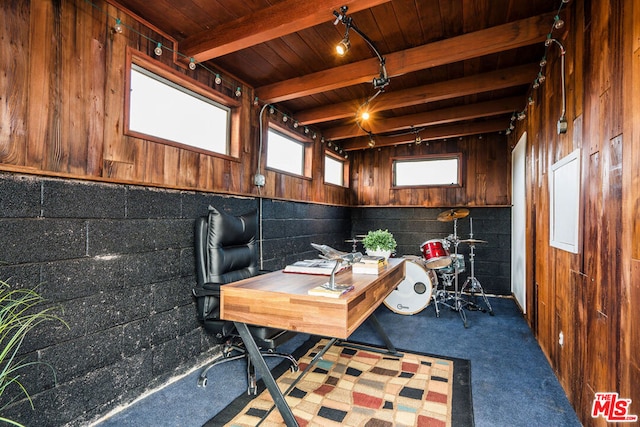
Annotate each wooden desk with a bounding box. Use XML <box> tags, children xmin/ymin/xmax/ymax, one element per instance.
<box><xmin>219</xmin><ymin>258</ymin><xmax>406</xmax><ymax>426</ymax></box>
<box><xmin>220</xmin><ymin>258</ymin><xmax>406</xmax><ymax>340</ymax></box>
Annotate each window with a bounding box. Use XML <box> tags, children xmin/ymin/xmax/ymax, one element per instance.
<box><xmin>266</xmin><ymin>128</ymin><xmax>306</xmax><ymax>176</ymax></box>
<box><xmin>128</xmin><ymin>64</ymin><xmax>230</xmax><ymax>155</ymax></box>
<box><xmin>393</xmin><ymin>154</ymin><xmax>462</xmax><ymax>187</ymax></box>
<box><xmin>324</xmin><ymin>153</ymin><xmax>346</xmax><ymax>186</ymax></box>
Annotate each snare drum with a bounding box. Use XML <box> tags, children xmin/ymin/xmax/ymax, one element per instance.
<box><xmin>384</xmin><ymin>259</ymin><xmax>438</xmax><ymax>315</ymax></box>
<box><xmin>420</xmin><ymin>239</ymin><xmax>452</xmax><ymax>269</ymax></box>
<box><xmin>438</xmin><ymin>254</ymin><xmax>466</xmax><ymax>275</ymax></box>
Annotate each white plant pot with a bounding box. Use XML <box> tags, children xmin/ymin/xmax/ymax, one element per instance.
<box><xmin>366</xmin><ymin>248</ymin><xmax>392</xmax><ymax>260</ymax></box>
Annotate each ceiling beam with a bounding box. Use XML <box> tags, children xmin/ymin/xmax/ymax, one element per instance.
<box><xmin>295</xmin><ymin>63</ymin><xmax>538</xmax><ymax>124</ymax></box>
<box><xmin>256</xmin><ymin>12</ymin><xmax>554</xmax><ymax>103</ymax></box>
<box><xmin>324</xmin><ymin>96</ymin><xmax>524</xmax><ymax>140</ymax></box>
<box><xmin>180</xmin><ymin>0</ymin><xmax>392</xmax><ymax>62</ymax></box>
<box><xmin>341</xmin><ymin>118</ymin><xmax>509</xmax><ymax>151</ymax></box>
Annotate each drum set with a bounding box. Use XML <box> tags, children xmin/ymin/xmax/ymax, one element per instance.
<box><xmin>351</xmin><ymin>208</ymin><xmax>494</xmax><ymax>328</ymax></box>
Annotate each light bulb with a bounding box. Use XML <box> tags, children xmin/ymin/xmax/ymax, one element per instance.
<box><xmin>415</xmin><ymin>136</ymin><xmax>422</xmax><ymax>145</ymax></box>
<box><xmin>361</xmin><ymin>111</ymin><xmax>370</xmax><ymax>121</ymax></box>
<box><xmin>188</xmin><ymin>58</ymin><xmax>196</xmax><ymax>70</ymax></box>
<box><xmin>154</xmin><ymin>43</ymin><xmax>162</xmax><ymax>56</ymax></box>
<box><xmin>282</xmin><ymin>115</ymin><xmax>288</xmax><ymax>122</ymax></box>
<box><xmin>537</xmin><ymin>73</ymin><xmax>546</xmax><ymax>84</ymax></box>
<box><xmin>336</xmin><ymin>37</ymin><xmax>350</xmax><ymax>56</ymax></box>
<box><xmin>214</xmin><ymin>74</ymin><xmax>221</xmax><ymax>85</ymax></box>
<box><xmin>293</xmin><ymin>121</ymin><xmax>299</xmax><ymax>128</ymax></box>
<box><xmin>235</xmin><ymin>87</ymin><xmax>242</xmax><ymax>97</ymax></box>
<box><xmin>517</xmin><ymin>111</ymin><xmax>526</xmax><ymax>121</ymax></box>
<box><xmin>554</xmin><ymin>16</ymin><xmax>565</xmax><ymax>29</ymax></box>
<box><xmin>539</xmin><ymin>57</ymin><xmax>547</xmax><ymax>67</ymax></box>
<box><xmin>113</xmin><ymin>18</ymin><xmax>123</xmax><ymax>34</ymax></box>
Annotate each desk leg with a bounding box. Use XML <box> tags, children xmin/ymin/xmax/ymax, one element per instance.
<box><xmin>337</xmin><ymin>314</ymin><xmax>403</xmax><ymax>357</ymax></box>
<box><xmin>234</xmin><ymin>322</ymin><xmax>298</xmax><ymax>427</ymax></box>
<box><xmin>368</xmin><ymin>314</ymin><xmax>402</xmax><ymax>356</ymax></box>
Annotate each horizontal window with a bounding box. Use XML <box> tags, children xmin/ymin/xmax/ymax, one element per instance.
<box><xmin>266</xmin><ymin>128</ymin><xmax>306</xmax><ymax>177</ymax></box>
<box><xmin>128</xmin><ymin>63</ymin><xmax>230</xmax><ymax>155</ymax></box>
<box><xmin>393</xmin><ymin>154</ymin><xmax>462</xmax><ymax>187</ymax></box>
<box><xmin>324</xmin><ymin>153</ymin><xmax>347</xmax><ymax>187</ymax></box>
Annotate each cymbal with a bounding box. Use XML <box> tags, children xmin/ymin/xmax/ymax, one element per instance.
<box><xmin>437</xmin><ymin>208</ymin><xmax>470</xmax><ymax>222</ymax></box>
<box><xmin>458</xmin><ymin>238</ymin><xmax>488</xmax><ymax>244</ymax></box>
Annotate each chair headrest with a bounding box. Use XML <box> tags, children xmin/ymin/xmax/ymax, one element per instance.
<box><xmin>207</xmin><ymin>206</ymin><xmax>257</xmax><ymax>248</ymax></box>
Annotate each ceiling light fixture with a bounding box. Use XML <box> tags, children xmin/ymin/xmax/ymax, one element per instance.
<box><xmin>336</xmin><ymin>35</ymin><xmax>350</xmax><ymax>56</ymax></box>
<box><xmin>333</xmin><ymin>6</ymin><xmax>389</xmax><ymax>92</ymax></box>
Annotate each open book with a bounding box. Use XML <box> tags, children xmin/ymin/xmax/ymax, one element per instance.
<box><xmin>283</xmin><ymin>259</ymin><xmax>350</xmax><ymax>276</ymax></box>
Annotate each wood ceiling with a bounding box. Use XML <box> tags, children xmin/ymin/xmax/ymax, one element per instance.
<box><xmin>112</xmin><ymin>0</ymin><xmax>562</xmax><ymax>151</ymax></box>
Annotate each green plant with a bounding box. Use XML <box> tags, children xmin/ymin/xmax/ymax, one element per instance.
<box><xmin>362</xmin><ymin>229</ymin><xmax>397</xmax><ymax>252</ymax></box>
<box><xmin>0</xmin><ymin>280</ymin><xmax>67</xmax><ymax>427</ymax></box>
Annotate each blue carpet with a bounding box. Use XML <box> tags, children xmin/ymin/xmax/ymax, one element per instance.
<box><xmin>94</xmin><ymin>297</ymin><xmax>581</xmax><ymax>427</ymax></box>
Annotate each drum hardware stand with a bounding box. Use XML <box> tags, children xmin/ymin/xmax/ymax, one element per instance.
<box><xmin>460</xmin><ymin>241</ymin><xmax>493</xmax><ymax>315</ymax></box>
<box><xmin>432</xmin><ymin>217</ymin><xmax>468</xmax><ymax>327</ymax></box>
<box><xmin>459</xmin><ymin>219</ymin><xmax>494</xmax><ymax>316</ymax></box>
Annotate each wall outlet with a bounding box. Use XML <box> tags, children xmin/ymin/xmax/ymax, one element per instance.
<box><xmin>558</xmin><ymin>331</ymin><xmax>564</xmax><ymax>347</ymax></box>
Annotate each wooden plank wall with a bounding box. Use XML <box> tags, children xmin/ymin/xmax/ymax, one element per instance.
<box><xmin>348</xmin><ymin>133</ymin><xmax>510</xmax><ymax>207</ymax></box>
<box><xmin>0</xmin><ymin>0</ymin><xmax>351</xmax><ymax>206</ymax></box>
<box><xmin>515</xmin><ymin>0</ymin><xmax>640</xmax><ymax>425</ymax></box>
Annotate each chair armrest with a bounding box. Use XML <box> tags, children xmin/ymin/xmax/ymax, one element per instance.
<box><xmin>193</xmin><ymin>282</ymin><xmax>221</xmax><ymax>298</ymax></box>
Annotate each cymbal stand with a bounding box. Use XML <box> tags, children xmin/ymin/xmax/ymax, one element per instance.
<box><xmin>434</xmin><ymin>218</ymin><xmax>468</xmax><ymax>327</ymax></box>
<box><xmin>461</xmin><ymin>221</ymin><xmax>493</xmax><ymax>315</ymax></box>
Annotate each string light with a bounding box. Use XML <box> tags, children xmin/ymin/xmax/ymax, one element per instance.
<box><xmin>113</xmin><ymin>18</ymin><xmax>123</xmax><ymax>33</ymax></box>
<box><xmin>86</xmin><ymin>0</ymin><xmax>342</xmax><ymax>157</ymax></box>
<box><xmin>505</xmin><ymin>0</ymin><xmax>570</xmax><ymax>135</ymax></box>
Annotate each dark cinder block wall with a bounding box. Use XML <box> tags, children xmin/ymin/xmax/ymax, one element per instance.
<box><xmin>0</xmin><ymin>173</ymin><xmax>350</xmax><ymax>426</ymax></box>
<box><xmin>0</xmin><ymin>172</ymin><xmax>509</xmax><ymax>425</ymax></box>
<box><xmin>351</xmin><ymin>207</ymin><xmax>512</xmax><ymax>295</ymax></box>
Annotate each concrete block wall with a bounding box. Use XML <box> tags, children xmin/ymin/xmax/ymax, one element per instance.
<box><xmin>0</xmin><ymin>172</ymin><xmax>350</xmax><ymax>426</ymax></box>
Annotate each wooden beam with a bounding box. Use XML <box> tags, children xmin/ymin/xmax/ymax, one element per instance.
<box><xmin>324</xmin><ymin>96</ymin><xmax>524</xmax><ymax>140</ymax></box>
<box><xmin>180</xmin><ymin>0</ymin><xmax>392</xmax><ymax>62</ymax></box>
<box><xmin>256</xmin><ymin>12</ymin><xmax>554</xmax><ymax>103</ymax></box>
<box><xmin>341</xmin><ymin>118</ymin><xmax>509</xmax><ymax>150</ymax></box>
<box><xmin>296</xmin><ymin>63</ymin><xmax>538</xmax><ymax>124</ymax></box>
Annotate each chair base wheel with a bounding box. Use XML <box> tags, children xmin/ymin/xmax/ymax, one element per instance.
<box><xmin>197</xmin><ymin>376</ymin><xmax>207</xmax><ymax>388</ymax></box>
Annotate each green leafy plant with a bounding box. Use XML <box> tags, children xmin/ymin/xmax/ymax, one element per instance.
<box><xmin>362</xmin><ymin>229</ymin><xmax>397</xmax><ymax>252</ymax></box>
<box><xmin>0</xmin><ymin>280</ymin><xmax>67</xmax><ymax>427</ymax></box>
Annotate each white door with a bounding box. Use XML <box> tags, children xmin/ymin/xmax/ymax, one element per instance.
<box><xmin>511</xmin><ymin>133</ymin><xmax>527</xmax><ymax>312</ymax></box>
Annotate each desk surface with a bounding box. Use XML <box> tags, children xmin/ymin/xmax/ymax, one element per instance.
<box><xmin>220</xmin><ymin>258</ymin><xmax>406</xmax><ymax>340</ymax></box>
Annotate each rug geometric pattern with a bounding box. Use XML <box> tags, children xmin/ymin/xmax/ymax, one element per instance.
<box><xmin>207</xmin><ymin>338</ymin><xmax>473</xmax><ymax>427</ymax></box>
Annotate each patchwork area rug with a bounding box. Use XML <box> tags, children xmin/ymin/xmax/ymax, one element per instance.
<box><xmin>205</xmin><ymin>337</ymin><xmax>473</xmax><ymax>427</ymax></box>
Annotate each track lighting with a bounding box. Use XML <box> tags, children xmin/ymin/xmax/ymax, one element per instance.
<box><xmin>333</xmin><ymin>6</ymin><xmax>390</xmax><ymax>94</ymax></box>
<box><xmin>188</xmin><ymin>58</ymin><xmax>196</xmax><ymax>70</ymax></box>
<box><xmin>336</xmin><ymin>35</ymin><xmax>350</xmax><ymax>56</ymax></box>
<box><xmin>154</xmin><ymin>42</ymin><xmax>162</xmax><ymax>56</ymax></box>
<box><xmin>368</xmin><ymin>134</ymin><xmax>375</xmax><ymax>148</ymax></box>
<box><xmin>235</xmin><ymin>87</ymin><xmax>242</xmax><ymax>97</ymax></box>
<box><xmin>215</xmin><ymin>74</ymin><xmax>222</xmax><ymax>85</ymax></box>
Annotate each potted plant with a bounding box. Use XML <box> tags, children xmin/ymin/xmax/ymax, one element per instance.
<box><xmin>362</xmin><ymin>229</ymin><xmax>397</xmax><ymax>259</ymax></box>
<box><xmin>0</xmin><ymin>280</ymin><xmax>67</xmax><ymax>427</ymax></box>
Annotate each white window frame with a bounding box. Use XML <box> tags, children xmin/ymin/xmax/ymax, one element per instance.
<box><xmin>392</xmin><ymin>154</ymin><xmax>463</xmax><ymax>187</ymax></box>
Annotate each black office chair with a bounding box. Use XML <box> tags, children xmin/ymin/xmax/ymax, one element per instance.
<box><xmin>192</xmin><ymin>206</ymin><xmax>298</xmax><ymax>394</ymax></box>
